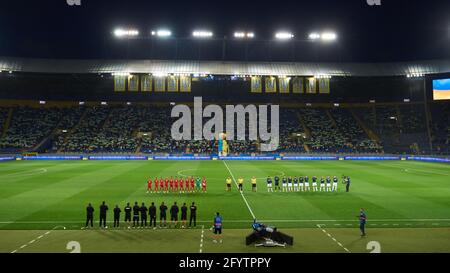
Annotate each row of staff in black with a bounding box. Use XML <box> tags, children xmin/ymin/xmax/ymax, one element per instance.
<box><xmin>85</xmin><ymin>201</ymin><xmax>198</xmax><ymax>228</ymax></box>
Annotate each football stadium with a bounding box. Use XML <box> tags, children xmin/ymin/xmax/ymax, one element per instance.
<box><xmin>0</xmin><ymin>0</ymin><xmax>449</xmax><ymax>257</ymax></box>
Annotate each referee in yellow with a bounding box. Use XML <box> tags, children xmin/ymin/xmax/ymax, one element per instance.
<box><xmin>237</xmin><ymin>177</ymin><xmax>244</xmax><ymax>192</ymax></box>
<box><xmin>251</xmin><ymin>176</ymin><xmax>257</xmax><ymax>192</ymax></box>
<box><xmin>226</xmin><ymin>177</ymin><xmax>232</xmax><ymax>191</ymax></box>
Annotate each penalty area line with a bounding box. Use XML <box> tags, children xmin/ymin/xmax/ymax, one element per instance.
<box><xmin>223</xmin><ymin>160</ymin><xmax>256</xmax><ymax>220</ymax></box>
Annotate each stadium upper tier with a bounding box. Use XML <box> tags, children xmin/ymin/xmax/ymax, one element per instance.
<box><xmin>0</xmin><ymin>102</ymin><xmax>448</xmax><ymax>155</ymax></box>
<box><xmin>1</xmin><ymin>57</ymin><xmax>450</xmax><ymax>77</ymax></box>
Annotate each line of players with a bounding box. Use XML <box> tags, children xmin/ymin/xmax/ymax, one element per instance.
<box><xmin>266</xmin><ymin>176</ymin><xmax>343</xmax><ymax>192</ymax></box>
<box><xmin>146</xmin><ymin>176</ymin><xmax>207</xmax><ymax>193</ymax></box>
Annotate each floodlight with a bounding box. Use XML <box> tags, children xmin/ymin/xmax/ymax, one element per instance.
<box><xmin>152</xmin><ymin>30</ymin><xmax>172</xmax><ymax>37</ymax></box>
<box><xmin>114</xmin><ymin>28</ymin><xmax>139</xmax><ymax>38</ymax></box>
<box><xmin>275</xmin><ymin>32</ymin><xmax>294</xmax><ymax>39</ymax></box>
<box><xmin>309</xmin><ymin>33</ymin><xmax>321</xmax><ymax>40</ymax></box>
<box><xmin>321</xmin><ymin>32</ymin><xmax>337</xmax><ymax>41</ymax></box>
<box><xmin>193</xmin><ymin>30</ymin><xmax>213</xmax><ymax>38</ymax></box>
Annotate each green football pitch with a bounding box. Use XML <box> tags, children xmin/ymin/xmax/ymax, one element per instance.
<box><xmin>0</xmin><ymin>160</ymin><xmax>449</xmax><ymax>253</ymax></box>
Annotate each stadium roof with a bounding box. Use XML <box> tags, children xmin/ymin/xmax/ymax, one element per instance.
<box><xmin>1</xmin><ymin>56</ymin><xmax>450</xmax><ymax>77</ymax></box>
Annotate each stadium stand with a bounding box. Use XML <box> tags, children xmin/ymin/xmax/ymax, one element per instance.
<box><xmin>431</xmin><ymin>103</ymin><xmax>450</xmax><ymax>155</ymax></box>
<box><xmin>0</xmin><ymin>102</ymin><xmax>447</xmax><ymax>155</ymax></box>
<box><xmin>0</xmin><ymin>107</ymin><xmax>62</xmax><ymax>152</ymax></box>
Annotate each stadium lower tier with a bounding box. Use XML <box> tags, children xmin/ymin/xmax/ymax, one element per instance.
<box><xmin>0</xmin><ymin>101</ymin><xmax>448</xmax><ymax>155</ymax></box>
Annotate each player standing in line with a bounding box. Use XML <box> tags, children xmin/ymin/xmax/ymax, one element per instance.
<box><xmin>195</xmin><ymin>177</ymin><xmax>202</xmax><ymax>192</ymax></box>
<box><xmin>169</xmin><ymin>176</ymin><xmax>174</xmax><ymax>193</ymax></box>
<box><xmin>174</xmin><ymin>176</ymin><xmax>179</xmax><ymax>193</ymax></box>
<box><xmin>304</xmin><ymin>176</ymin><xmax>310</xmax><ymax>191</ymax></box>
<box><xmin>164</xmin><ymin>177</ymin><xmax>170</xmax><ymax>193</ymax></box>
<box><xmin>190</xmin><ymin>176</ymin><xmax>195</xmax><ymax>193</ymax></box>
<box><xmin>226</xmin><ymin>177</ymin><xmax>232</xmax><ymax>191</ymax></box>
<box><xmin>201</xmin><ymin>177</ymin><xmax>207</xmax><ymax>193</ymax></box>
<box><xmin>299</xmin><ymin>176</ymin><xmax>304</xmax><ymax>192</ymax></box>
<box><xmin>179</xmin><ymin>177</ymin><xmax>185</xmax><ymax>193</ymax></box>
<box><xmin>213</xmin><ymin>212</ymin><xmax>223</xmax><ymax>244</ymax></box>
<box><xmin>332</xmin><ymin>176</ymin><xmax>338</xmax><ymax>192</ymax></box>
<box><xmin>146</xmin><ymin>178</ymin><xmax>152</xmax><ymax>194</ymax></box>
<box><xmin>274</xmin><ymin>176</ymin><xmax>280</xmax><ymax>192</ymax></box>
<box><xmin>154</xmin><ymin>177</ymin><xmax>159</xmax><ymax>193</ymax></box>
<box><xmin>124</xmin><ymin>202</ymin><xmax>132</xmax><ymax>229</ymax></box>
<box><xmin>282</xmin><ymin>176</ymin><xmax>287</xmax><ymax>192</ymax></box>
<box><xmin>237</xmin><ymin>177</ymin><xmax>244</xmax><ymax>192</ymax></box>
<box><xmin>251</xmin><ymin>176</ymin><xmax>257</xmax><ymax>192</ymax></box>
<box><xmin>287</xmin><ymin>176</ymin><xmax>293</xmax><ymax>192</ymax></box>
<box><xmin>326</xmin><ymin>176</ymin><xmax>332</xmax><ymax>192</ymax></box>
<box><xmin>320</xmin><ymin>176</ymin><xmax>326</xmax><ymax>192</ymax></box>
<box><xmin>293</xmin><ymin>176</ymin><xmax>299</xmax><ymax>192</ymax></box>
<box><xmin>312</xmin><ymin>176</ymin><xmax>318</xmax><ymax>192</ymax></box>
<box><xmin>266</xmin><ymin>176</ymin><xmax>273</xmax><ymax>192</ymax></box>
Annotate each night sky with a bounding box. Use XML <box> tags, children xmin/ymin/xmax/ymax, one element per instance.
<box><xmin>0</xmin><ymin>0</ymin><xmax>449</xmax><ymax>62</ymax></box>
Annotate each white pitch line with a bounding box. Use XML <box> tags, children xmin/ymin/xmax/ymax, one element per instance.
<box><xmin>223</xmin><ymin>161</ymin><xmax>256</xmax><ymax>219</ymax></box>
<box><xmin>10</xmin><ymin>226</ymin><xmax>65</xmax><ymax>253</ymax></box>
<box><xmin>316</xmin><ymin>224</ymin><xmax>351</xmax><ymax>253</ymax></box>
<box><xmin>1</xmin><ymin>218</ymin><xmax>450</xmax><ymax>225</ymax></box>
<box><xmin>199</xmin><ymin>225</ymin><xmax>205</xmax><ymax>253</ymax></box>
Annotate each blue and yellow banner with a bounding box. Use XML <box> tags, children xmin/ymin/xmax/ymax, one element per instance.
<box><xmin>279</xmin><ymin>77</ymin><xmax>290</xmax><ymax>93</ymax></box>
<box><xmin>306</xmin><ymin>77</ymin><xmax>316</xmax><ymax>94</ymax></box>
<box><xmin>292</xmin><ymin>77</ymin><xmax>304</xmax><ymax>94</ymax></box>
<box><xmin>180</xmin><ymin>76</ymin><xmax>191</xmax><ymax>92</ymax></box>
<box><xmin>154</xmin><ymin>76</ymin><xmax>166</xmax><ymax>92</ymax></box>
<box><xmin>128</xmin><ymin>75</ymin><xmax>139</xmax><ymax>92</ymax></box>
<box><xmin>433</xmin><ymin>79</ymin><xmax>450</xmax><ymax>100</ymax></box>
<box><xmin>114</xmin><ymin>76</ymin><xmax>126</xmax><ymax>92</ymax></box>
<box><xmin>265</xmin><ymin>76</ymin><xmax>277</xmax><ymax>93</ymax></box>
<box><xmin>167</xmin><ymin>76</ymin><xmax>179</xmax><ymax>92</ymax></box>
<box><xmin>251</xmin><ymin>76</ymin><xmax>262</xmax><ymax>93</ymax></box>
<box><xmin>318</xmin><ymin>78</ymin><xmax>330</xmax><ymax>94</ymax></box>
<box><xmin>141</xmin><ymin>75</ymin><xmax>152</xmax><ymax>92</ymax></box>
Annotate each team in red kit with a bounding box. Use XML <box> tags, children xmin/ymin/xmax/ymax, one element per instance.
<box><xmin>146</xmin><ymin>176</ymin><xmax>207</xmax><ymax>193</ymax></box>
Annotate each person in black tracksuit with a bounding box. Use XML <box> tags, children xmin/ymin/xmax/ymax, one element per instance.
<box><xmin>99</xmin><ymin>201</ymin><xmax>108</xmax><ymax>228</ymax></box>
<box><xmin>124</xmin><ymin>203</ymin><xmax>132</xmax><ymax>227</ymax></box>
<box><xmin>189</xmin><ymin>202</ymin><xmax>197</xmax><ymax>227</ymax></box>
<box><xmin>160</xmin><ymin>202</ymin><xmax>168</xmax><ymax>227</ymax></box>
<box><xmin>149</xmin><ymin>202</ymin><xmax>157</xmax><ymax>228</ymax></box>
<box><xmin>85</xmin><ymin>203</ymin><xmax>94</xmax><ymax>228</ymax></box>
<box><xmin>132</xmin><ymin>202</ymin><xmax>140</xmax><ymax>227</ymax></box>
<box><xmin>140</xmin><ymin>203</ymin><xmax>148</xmax><ymax>227</ymax></box>
<box><xmin>113</xmin><ymin>205</ymin><xmax>121</xmax><ymax>228</ymax></box>
<box><xmin>170</xmin><ymin>202</ymin><xmax>179</xmax><ymax>228</ymax></box>
<box><xmin>181</xmin><ymin>203</ymin><xmax>188</xmax><ymax>228</ymax></box>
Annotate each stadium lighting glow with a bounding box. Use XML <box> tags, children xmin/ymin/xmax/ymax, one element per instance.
<box><xmin>407</xmin><ymin>73</ymin><xmax>424</xmax><ymax>78</ymax></box>
<box><xmin>114</xmin><ymin>28</ymin><xmax>139</xmax><ymax>38</ymax></box>
<box><xmin>101</xmin><ymin>102</ymin><xmax>108</xmax><ymax>105</ymax></box>
<box><xmin>321</xmin><ymin>32</ymin><xmax>337</xmax><ymax>41</ymax></box>
<box><xmin>79</xmin><ymin>101</ymin><xmax>85</xmax><ymax>105</ymax></box>
<box><xmin>309</xmin><ymin>33</ymin><xmax>321</xmax><ymax>40</ymax></box>
<box><xmin>152</xmin><ymin>30</ymin><xmax>172</xmax><ymax>37</ymax></box>
<box><xmin>39</xmin><ymin>101</ymin><xmax>46</xmax><ymax>105</ymax></box>
<box><xmin>275</xmin><ymin>32</ymin><xmax>294</xmax><ymax>39</ymax></box>
<box><xmin>153</xmin><ymin>72</ymin><xmax>167</xmax><ymax>77</ymax></box>
<box><xmin>234</xmin><ymin>32</ymin><xmax>254</xmax><ymax>38</ymax></box>
<box><xmin>112</xmin><ymin>72</ymin><xmax>130</xmax><ymax>76</ymax></box>
<box><xmin>192</xmin><ymin>30</ymin><xmax>213</xmax><ymax>38</ymax></box>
